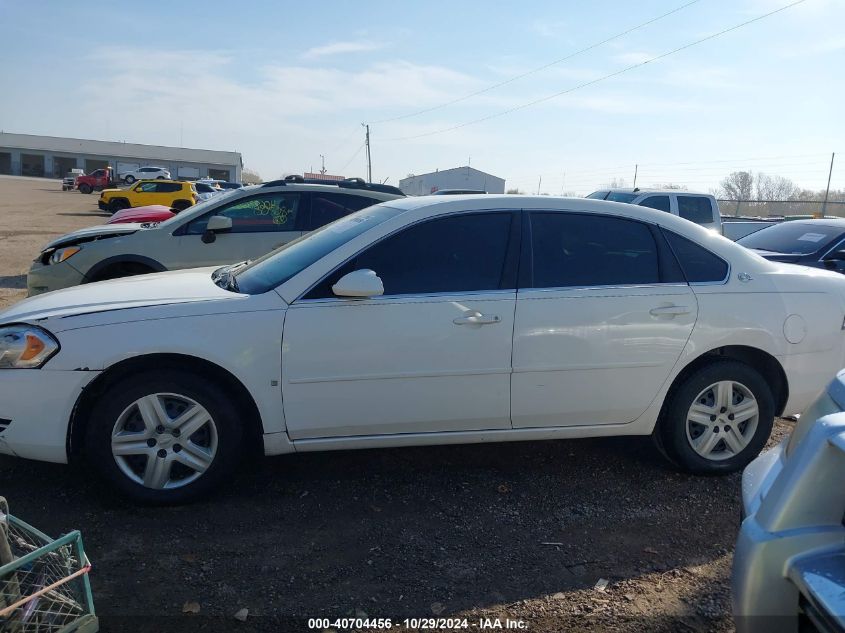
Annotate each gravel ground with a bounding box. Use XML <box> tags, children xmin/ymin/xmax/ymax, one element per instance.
<box><xmin>0</xmin><ymin>175</ymin><xmax>793</xmax><ymax>632</ymax></box>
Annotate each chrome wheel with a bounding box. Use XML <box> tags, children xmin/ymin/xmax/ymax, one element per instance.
<box><xmin>111</xmin><ymin>393</ymin><xmax>218</xmax><ymax>490</ymax></box>
<box><xmin>685</xmin><ymin>380</ymin><xmax>759</xmax><ymax>461</ymax></box>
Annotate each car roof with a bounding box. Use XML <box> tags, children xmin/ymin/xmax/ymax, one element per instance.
<box><xmin>602</xmin><ymin>187</ymin><xmax>711</xmax><ymax>195</ymax></box>
<box><xmin>767</xmin><ymin>218</ymin><xmax>845</xmax><ymax>228</ymax></box>
<box><xmin>256</xmin><ymin>182</ymin><xmax>402</xmax><ymax>200</ymax></box>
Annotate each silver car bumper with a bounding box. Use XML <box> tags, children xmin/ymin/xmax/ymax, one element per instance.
<box><xmin>733</xmin><ymin>413</ymin><xmax>845</xmax><ymax>633</ymax></box>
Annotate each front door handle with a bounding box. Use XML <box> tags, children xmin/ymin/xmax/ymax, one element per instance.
<box><xmin>649</xmin><ymin>305</ymin><xmax>690</xmax><ymax>317</ymax></box>
<box><xmin>453</xmin><ymin>311</ymin><xmax>502</xmax><ymax>325</ymax></box>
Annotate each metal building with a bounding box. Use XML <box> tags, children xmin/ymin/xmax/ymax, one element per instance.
<box><xmin>0</xmin><ymin>132</ymin><xmax>242</xmax><ymax>182</ymax></box>
<box><xmin>399</xmin><ymin>166</ymin><xmax>506</xmax><ymax>196</ymax></box>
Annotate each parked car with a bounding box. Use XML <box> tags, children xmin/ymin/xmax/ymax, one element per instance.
<box><xmin>194</xmin><ymin>181</ymin><xmax>223</xmax><ymax>201</ymax></box>
<box><xmin>107</xmin><ymin>205</ymin><xmax>176</xmax><ymax>225</ymax></box>
<box><xmin>737</xmin><ymin>219</ymin><xmax>845</xmax><ymax>273</ymax></box>
<box><xmin>27</xmin><ymin>179</ymin><xmax>402</xmax><ymax>295</ymax></box>
<box><xmin>62</xmin><ymin>168</ymin><xmax>85</xmax><ymax>191</ymax></box>
<box><xmin>98</xmin><ymin>180</ymin><xmax>198</xmax><ymax>213</ymax></box>
<box><xmin>587</xmin><ymin>188</ymin><xmax>722</xmax><ymax>233</ymax></box>
<box><xmin>75</xmin><ymin>168</ymin><xmax>116</xmax><ymax>194</ymax></box>
<box><xmin>733</xmin><ymin>369</ymin><xmax>845</xmax><ymax>633</ymax></box>
<box><xmin>6</xmin><ymin>195</ymin><xmax>845</xmax><ymax>503</ymax></box>
<box><xmin>120</xmin><ymin>166</ymin><xmax>171</xmax><ymax>184</ymax></box>
<box><xmin>217</xmin><ymin>181</ymin><xmax>243</xmax><ymax>190</ymax></box>
<box><xmin>720</xmin><ymin>218</ymin><xmax>780</xmax><ymax>241</ymax></box>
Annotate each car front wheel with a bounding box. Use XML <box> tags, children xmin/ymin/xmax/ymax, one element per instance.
<box><xmin>657</xmin><ymin>360</ymin><xmax>774</xmax><ymax>474</ymax></box>
<box><xmin>85</xmin><ymin>371</ymin><xmax>244</xmax><ymax>504</ymax></box>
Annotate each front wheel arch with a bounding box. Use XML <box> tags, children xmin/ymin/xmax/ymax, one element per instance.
<box><xmin>68</xmin><ymin>353</ymin><xmax>264</xmax><ymax>463</ymax></box>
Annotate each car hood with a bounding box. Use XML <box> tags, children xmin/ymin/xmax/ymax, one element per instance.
<box><xmin>0</xmin><ymin>268</ymin><xmax>240</xmax><ymax>324</ymax></box>
<box><xmin>107</xmin><ymin>206</ymin><xmax>174</xmax><ymax>225</ymax></box>
<box><xmin>43</xmin><ymin>224</ymin><xmax>144</xmax><ymax>250</ymax></box>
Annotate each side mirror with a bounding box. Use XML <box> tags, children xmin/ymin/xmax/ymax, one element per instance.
<box><xmin>201</xmin><ymin>215</ymin><xmax>233</xmax><ymax>244</ymax></box>
<box><xmin>332</xmin><ymin>269</ymin><xmax>384</xmax><ymax>298</ymax></box>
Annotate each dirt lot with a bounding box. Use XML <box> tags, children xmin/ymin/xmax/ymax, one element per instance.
<box><xmin>0</xmin><ymin>175</ymin><xmax>790</xmax><ymax>632</ymax></box>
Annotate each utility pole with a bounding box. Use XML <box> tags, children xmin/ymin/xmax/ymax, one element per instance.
<box><xmin>633</xmin><ymin>164</ymin><xmax>638</xmax><ymax>188</ymax></box>
<box><xmin>537</xmin><ymin>176</ymin><xmax>542</xmax><ymax>195</ymax></box>
<box><xmin>319</xmin><ymin>154</ymin><xmax>326</xmax><ymax>175</ymax></box>
<box><xmin>362</xmin><ymin>124</ymin><xmax>372</xmax><ymax>182</ymax></box>
<box><xmin>561</xmin><ymin>171</ymin><xmax>566</xmax><ymax>196</ymax></box>
<box><xmin>822</xmin><ymin>152</ymin><xmax>835</xmax><ymax>216</ymax></box>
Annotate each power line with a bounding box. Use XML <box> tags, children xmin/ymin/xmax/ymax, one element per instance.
<box><xmin>369</xmin><ymin>0</ymin><xmax>703</xmax><ymax>124</ymax></box>
<box><xmin>339</xmin><ymin>143</ymin><xmax>365</xmax><ymax>173</ymax></box>
<box><xmin>383</xmin><ymin>0</ymin><xmax>806</xmax><ymax>142</ymax></box>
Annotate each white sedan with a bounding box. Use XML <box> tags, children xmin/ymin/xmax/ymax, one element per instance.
<box><xmin>1</xmin><ymin>196</ymin><xmax>845</xmax><ymax>503</ymax></box>
<box><xmin>120</xmin><ymin>166</ymin><xmax>171</xmax><ymax>184</ymax></box>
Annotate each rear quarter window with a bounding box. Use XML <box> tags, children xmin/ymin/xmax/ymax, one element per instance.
<box><xmin>663</xmin><ymin>230</ymin><xmax>728</xmax><ymax>283</ymax></box>
<box><xmin>677</xmin><ymin>196</ymin><xmax>715</xmax><ymax>225</ymax></box>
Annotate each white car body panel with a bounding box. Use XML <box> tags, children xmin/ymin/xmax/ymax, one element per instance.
<box><xmin>3</xmin><ymin>195</ymin><xmax>845</xmax><ymax>467</ymax></box>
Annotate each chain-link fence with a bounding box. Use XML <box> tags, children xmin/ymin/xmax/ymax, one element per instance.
<box><xmin>718</xmin><ymin>199</ymin><xmax>845</xmax><ymax>218</ymax></box>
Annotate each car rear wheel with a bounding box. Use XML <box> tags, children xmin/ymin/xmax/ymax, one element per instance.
<box><xmin>171</xmin><ymin>200</ymin><xmax>192</xmax><ymax>211</ymax></box>
<box><xmin>657</xmin><ymin>360</ymin><xmax>774</xmax><ymax>474</ymax></box>
<box><xmin>84</xmin><ymin>371</ymin><xmax>243</xmax><ymax>504</ymax></box>
<box><xmin>109</xmin><ymin>198</ymin><xmax>130</xmax><ymax>212</ymax></box>
<box><xmin>78</xmin><ymin>183</ymin><xmax>92</xmax><ymax>194</ymax></box>
<box><xmin>124</xmin><ymin>175</ymin><xmax>136</xmax><ymax>184</ymax></box>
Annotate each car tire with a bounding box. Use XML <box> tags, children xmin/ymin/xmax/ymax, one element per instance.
<box><xmin>109</xmin><ymin>199</ymin><xmax>130</xmax><ymax>212</ymax></box>
<box><xmin>171</xmin><ymin>200</ymin><xmax>192</xmax><ymax>211</ymax></box>
<box><xmin>84</xmin><ymin>370</ymin><xmax>244</xmax><ymax>504</ymax></box>
<box><xmin>78</xmin><ymin>183</ymin><xmax>92</xmax><ymax>194</ymax></box>
<box><xmin>156</xmin><ymin>176</ymin><xmax>166</xmax><ymax>180</ymax></box>
<box><xmin>124</xmin><ymin>175</ymin><xmax>136</xmax><ymax>184</ymax></box>
<box><xmin>657</xmin><ymin>360</ymin><xmax>774</xmax><ymax>474</ymax></box>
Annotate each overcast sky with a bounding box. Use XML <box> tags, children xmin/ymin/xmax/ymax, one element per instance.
<box><xmin>1</xmin><ymin>0</ymin><xmax>842</xmax><ymax>194</ymax></box>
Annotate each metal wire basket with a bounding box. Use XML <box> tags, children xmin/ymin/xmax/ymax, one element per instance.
<box><xmin>0</xmin><ymin>498</ymin><xmax>97</xmax><ymax>633</ymax></box>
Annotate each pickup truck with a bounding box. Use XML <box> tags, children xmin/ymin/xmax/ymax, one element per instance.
<box><xmin>61</xmin><ymin>169</ymin><xmax>85</xmax><ymax>191</ymax></box>
<box><xmin>75</xmin><ymin>168</ymin><xmax>117</xmax><ymax>194</ymax></box>
<box><xmin>587</xmin><ymin>188</ymin><xmax>722</xmax><ymax>233</ymax></box>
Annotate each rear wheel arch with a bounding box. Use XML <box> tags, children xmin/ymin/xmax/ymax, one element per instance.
<box><xmin>661</xmin><ymin>345</ymin><xmax>788</xmax><ymax>420</ymax></box>
<box><xmin>68</xmin><ymin>353</ymin><xmax>264</xmax><ymax>462</ymax></box>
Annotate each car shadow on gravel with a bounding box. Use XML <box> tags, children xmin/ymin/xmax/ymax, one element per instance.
<box><xmin>0</xmin><ymin>434</ymin><xmax>741</xmax><ymax>626</ymax></box>
<box><xmin>0</xmin><ymin>274</ymin><xmax>25</xmax><ymax>289</ymax></box>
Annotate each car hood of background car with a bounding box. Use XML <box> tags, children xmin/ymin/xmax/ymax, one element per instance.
<box><xmin>0</xmin><ymin>268</ymin><xmax>264</xmax><ymax>327</ymax></box>
<box><xmin>43</xmin><ymin>223</ymin><xmax>145</xmax><ymax>250</ymax></box>
<box><xmin>107</xmin><ymin>205</ymin><xmax>175</xmax><ymax>225</ymax></box>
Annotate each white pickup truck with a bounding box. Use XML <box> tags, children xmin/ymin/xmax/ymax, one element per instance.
<box><xmin>587</xmin><ymin>188</ymin><xmax>777</xmax><ymax>240</ymax></box>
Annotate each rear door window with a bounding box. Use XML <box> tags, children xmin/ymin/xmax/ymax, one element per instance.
<box><xmin>308</xmin><ymin>193</ymin><xmax>379</xmax><ymax>230</ymax></box>
<box><xmin>639</xmin><ymin>196</ymin><xmax>671</xmax><ymax>212</ymax></box>
<box><xmin>677</xmin><ymin>196</ymin><xmax>715</xmax><ymax>224</ymax></box>
<box><xmin>527</xmin><ymin>212</ymin><xmax>660</xmax><ymax>288</ymax></box>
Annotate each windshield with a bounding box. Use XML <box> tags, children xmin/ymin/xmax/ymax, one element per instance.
<box><xmin>235</xmin><ymin>204</ymin><xmax>403</xmax><ymax>294</ymax></box>
<box><xmin>605</xmin><ymin>192</ymin><xmax>639</xmax><ymax>203</ymax></box>
<box><xmin>157</xmin><ymin>187</ymin><xmax>243</xmax><ymax>227</ymax></box>
<box><xmin>737</xmin><ymin>222</ymin><xmax>843</xmax><ymax>255</ymax></box>
<box><xmin>586</xmin><ymin>191</ymin><xmax>609</xmax><ymax>200</ymax></box>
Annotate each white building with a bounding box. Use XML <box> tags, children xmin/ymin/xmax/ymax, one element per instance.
<box><xmin>399</xmin><ymin>166</ymin><xmax>505</xmax><ymax>196</ymax></box>
<box><xmin>0</xmin><ymin>132</ymin><xmax>242</xmax><ymax>182</ymax></box>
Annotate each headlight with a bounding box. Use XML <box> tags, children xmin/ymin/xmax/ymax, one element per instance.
<box><xmin>0</xmin><ymin>325</ymin><xmax>60</xmax><ymax>369</ymax></box>
<box><xmin>786</xmin><ymin>390</ymin><xmax>843</xmax><ymax>456</ymax></box>
<box><xmin>48</xmin><ymin>246</ymin><xmax>80</xmax><ymax>265</ymax></box>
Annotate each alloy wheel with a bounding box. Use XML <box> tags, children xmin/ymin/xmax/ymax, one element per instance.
<box><xmin>685</xmin><ymin>380</ymin><xmax>759</xmax><ymax>461</ymax></box>
<box><xmin>110</xmin><ymin>393</ymin><xmax>218</xmax><ymax>490</ymax></box>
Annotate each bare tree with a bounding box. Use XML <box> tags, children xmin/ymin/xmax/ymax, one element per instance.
<box><xmin>603</xmin><ymin>177</ymin><xmax>627</xmax><ymax>188</ymax></box>
<box><xmin>755</xmin><ymin>173</ymin><xmax>798</xmax><ymax>200</ymax></box>
<box><xmin>651</xmin><ymin>183</ymin><xmax>687</xmax><ymax>190</ymax></box>
<box><xmin>718</xmin><ymin>171</ymin><xmax>754</xmax><ymax>200</ymax></box>
<box><xmin>241</xmin><ymin>167</ymin><xmax>263</xmax><ymax>184</ymax></box>
<box><xmin>506</xmin><ymin>188</ymin><xmax>524</xmax><ymax>195</ymax></box>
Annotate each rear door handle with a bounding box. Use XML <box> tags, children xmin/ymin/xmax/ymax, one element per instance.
<box><xmin>649</xmin><ymin>305</ymin><xmax>690</xmax><ymax>317</ymax></box>
<box><xmin>453</xmin><ymin>311</ymin><xmax>501</xmax><ymax>325</ymax></box>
